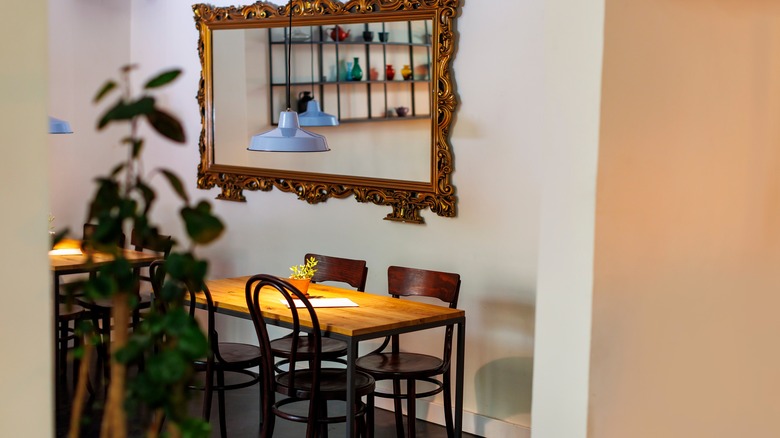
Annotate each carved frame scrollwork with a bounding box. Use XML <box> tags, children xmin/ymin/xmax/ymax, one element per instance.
<box><xmin>193</xmin><ymin>0</ymin><xmax>460</xmax><ymax>224</ymax></box>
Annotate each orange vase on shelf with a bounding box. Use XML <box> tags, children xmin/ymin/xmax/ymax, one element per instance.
<box><xmin>401</xmin><ymin>64</ymin><xmax>412</xmax><ymax>80</ymax></box>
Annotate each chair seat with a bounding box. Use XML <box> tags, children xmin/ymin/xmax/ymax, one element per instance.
<box><xmin>271</xmin><ymin>336</ymin><xmax>349</xmax><ymax>358</ymax></box>
<box><xmin>276</xmin><ymin>368</ymin><xmax>375</xmax><ymax>399</ymax></box>
<box><xmin>194</xmin><ymin>342</ymin><xmax>262</xmax><ymax>370</ymax></box>
<box><xmin>356</xmin><ymin>352</ymin><xmax>445</xmax><ymax>377</ymax></box>
<box><xmin>77</xmin><ymin>294</ymin><xmax>153</xmax><ymax>310</ymax></box>
<box><xmin>58</xmin><ymin>303</ymin><xmax>86</xmax><ymax>320</ymax></box>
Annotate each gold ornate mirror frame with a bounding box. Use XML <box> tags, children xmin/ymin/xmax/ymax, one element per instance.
<box><xmin>194</xmin><ymin>0</ymin><xmax>460</xmax><ymax>223</ymax></box>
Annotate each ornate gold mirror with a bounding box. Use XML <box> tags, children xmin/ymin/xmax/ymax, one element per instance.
<box><xmin>194</xmin><ymin>0</ymin><xmax>460</xmax><ymax>223</ymax></box>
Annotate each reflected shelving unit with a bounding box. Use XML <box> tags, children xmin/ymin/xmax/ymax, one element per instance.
<box><xmin>268</xmin><ymin>19</ymin><xmax>432</xmax><ymax>124</ymax></box>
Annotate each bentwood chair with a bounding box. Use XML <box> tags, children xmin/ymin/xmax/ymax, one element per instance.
<box><xmin>355</xmin><ymin>266</ymin><xmax>461</xmax><ymax>438</ymax></box>
<box><xmin>271</xmin><ymin>254</ymin><xmax>368</xmax><ymax>372</ymax></box>
<box><xmin>76</xmin><ymin>223</ymin><xmax>129</xmax><ymax>383</ymax></box>
<box><xmin>245</xmin><ymin>274</ymin><xmax>375</xmax><ymax>438</ymax></box>
<box><xmin>57</xmin><ymin>303</ymin><xmax>86</xmax><ymax>391</ymax></box>
<box><xmin>129</xmin><ymin>228</ymin><xmax>173</xmax><ymax>327</ymax></box>
<box><xmin>150</xmin><ymin>261</ymin><xmax>263</xmax><ymax>438</ymax></box>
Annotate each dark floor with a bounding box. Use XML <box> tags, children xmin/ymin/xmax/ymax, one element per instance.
<box><xmin>56</xmin><ymin>365</ymin><xmax>481</xmax><ymax>437</ymax></box>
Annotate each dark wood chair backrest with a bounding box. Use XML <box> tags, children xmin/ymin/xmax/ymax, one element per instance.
<box><xmin>131</xmin><ymin>228</ymin><xmax>173</xmax><ymax>257</ymax></box>
<box><xmin>131</xmin><ymin>228</ymin><xmax>173</xmax><ymax>287</ymax></box>
<box><xmin>83</xmin><ymin>223</ymin><xmax>126</xmax><ymax>249</ymax></box>
<box><xmin>149</xmin><ymin>260</ymin><xmax>220</xmax><ymax>361</ymax></box>
<box><xmin>387</xmin><ymin>265</ymin><xmax>461</xmax><ymax>307</ymax></box>
<box><xmin>385</xmin><ymin>266</ymin><xmax>461</xmax><ymax>365</ymax></box>
<box><xmin>305</xmin><ymin>253</ymin><xmax>368</xmax><ymax>291</ymax></box>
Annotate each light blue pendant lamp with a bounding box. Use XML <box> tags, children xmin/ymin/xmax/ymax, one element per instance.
<box><xmin>248</xmin><ymin>2</ymin><xmax>330</xmax><ymax>152</ymax></box>
<box><xmin>48</xmin><ymin>116</ymin><xmax>73</xmax><ymax>134</ymax></box>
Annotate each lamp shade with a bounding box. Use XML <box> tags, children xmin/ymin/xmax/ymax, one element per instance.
<box><xmin>248</xmin><ymin>111</ymin><xmax>329</xmax><ymax>152</ymax></box>
<box><xmin>48</xmin><ymin>116</ymin><xmax>73</xmax><ymax>134</ymax></box>
<box><xmin>298</xmin><ymin>100</ymin><xmax>339</xmax><ymax>127</ymax></box>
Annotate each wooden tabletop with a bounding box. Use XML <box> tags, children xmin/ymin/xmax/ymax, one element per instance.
<box><xmin>49</xmin><ymin>239</ymin><xmax>161</xmax><ymax>273</ymax></box>
<box><xmin>203</xmin><ymin>276</ymin><xmax>465</xmax><ymax>338</ymax></box>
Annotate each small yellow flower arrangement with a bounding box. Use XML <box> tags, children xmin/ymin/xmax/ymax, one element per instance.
<box><xmin>289</xmin><ymin>256</ymin><xmax>318</xmax><ymax>280</ymax></box>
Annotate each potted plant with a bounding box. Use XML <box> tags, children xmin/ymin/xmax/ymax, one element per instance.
<box><xmin>286</xmin><ymin>256</ymin><xmax>318</xmax><ymax>296</ymax></box>
<box><xmin>61</xmin><ymin>65</ymin><xmax>223</xmax><ymax>438</ymax></box>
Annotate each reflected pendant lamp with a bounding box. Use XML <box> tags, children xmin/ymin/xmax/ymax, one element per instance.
<box><xmin>247</xmin><ymin>2</ymin><xmax>330</xmax><ymax>152</ymax></box>
<box><xmin>299</xmin><ymin>27</ymin><xmax>338</xmax><ymax>127</ymax></box>
<box><xmin>298</xmin><ymin>100</ymin><xmax>338</xmax><ymax>126</ymax></box>
<box><xmin>249</xmin><ymin>110</ymin><xmax>329</xmax><ymax>152</ymax></box>
<box><xmin>49</xmin><ymin>116</ymin><xmax>73</xmax><ymax>134</ymax></box>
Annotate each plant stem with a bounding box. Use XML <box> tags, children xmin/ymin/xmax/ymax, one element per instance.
<box><xmin>100</xmin><ymin>292</ymin><xmax>130</xmax><ymax>438</ymax></box>
<box><xmin>68</xmin><ymin>341</ymin><xmax>94</xmax><ymax>438</ymax></box>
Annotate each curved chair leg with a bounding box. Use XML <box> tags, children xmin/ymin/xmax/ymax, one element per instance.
<box><xmin>216</xmin><ymin>369</ymin><xmax>228</xmax><ymax>438</ymax></box>
<box><xmin>442</xmin><ymin>370</ymin><xmax>454</xmax><ymax>438</ymax></box>
<box><xmin>318</xmin><ymin>399</ymin><xmax>329</xmax><ymax>438</ymax></box>
<box><xmin>366</xmin><ymin>393</ymin><xmax>375</xmax><ymax>438</ymax></box>
<box><xmin>58</xmin><ymin>319</ymin><xmax>67</xmax><ymax>383</ymax></box>
<box><xmin>392</xmin><ymin>379</ymin><xmax>405</xmax><ymax>437</ymax></box>
<box><xmin>260</xmin><ymin>403</ymin><xmax>275</xmax><ymax>438</ymax></box>
<box><xmin>406</xmin><ymin>379</ymin><xmax>416</xmax><ymax>438</ymax></box>
<box><xmin>202</xmin><ymin>362</ymin><xmax>214</xmax><ymax>422</ymax></box>
<box><xmin>72</xmin><ymin>327</ymin><xmax>82</xmax><ymax>393</ymax></box>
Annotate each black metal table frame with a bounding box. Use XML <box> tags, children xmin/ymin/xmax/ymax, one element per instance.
<box><xmin>210</xmin><ymin>305</ymin><xmax>466</xmax><ymax>438</ymax></box>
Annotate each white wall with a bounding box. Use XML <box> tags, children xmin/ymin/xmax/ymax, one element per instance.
<box><xmin>47</xmin><ymin>0</ymin><xmax>546</xmax><ymax>435</ymax></box>
<box><xmin>0</xmin><ymin>0</ymin><xmax>52</xmax><ymax>435</ymax></box>
<box><xmin>530</xmin><ymin>0</ymin><xmax>603</xmax><ymax>436</ymax></box>
<box><xmin>48</xmin><ymin>0</ymin><xmax>132</xmax><ymax>231</ymax></box>
<box><xmin>591</xmin><ymin>1</ymin><xmax>780</xmax><ymax>437</ymax></box>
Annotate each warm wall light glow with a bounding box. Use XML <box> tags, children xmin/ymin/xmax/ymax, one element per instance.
<box><xmin>49</xmin><ymin>238</ymin><xmax>83</xmax><ymax>255</ymax></box>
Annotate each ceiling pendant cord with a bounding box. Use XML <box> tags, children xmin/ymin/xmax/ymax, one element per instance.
<box><xmin>247</xmin><ymin>0</ymin><xmax>331</xmax><ymax>152</ymax></box>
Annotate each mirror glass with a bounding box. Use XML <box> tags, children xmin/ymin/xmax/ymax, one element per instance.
<box><xmin>195</xmin><ymin>1</ymin><xmax>460</xmax><ymax>223</ymax></box>
<box><xmin>211</xmin><ymin>21</ymin><xmax>431</xmax><ymax>181</ymax></box>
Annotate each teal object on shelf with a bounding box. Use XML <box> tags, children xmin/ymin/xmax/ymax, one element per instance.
<box><xmin>351</xmin><ymin>57</ymin><xmax>363</xmax><ymax>81</ymax></box>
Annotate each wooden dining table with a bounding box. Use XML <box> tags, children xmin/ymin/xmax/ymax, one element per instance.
<box><xmin>50</xmin><ymin>239</ymin><xmax>162</xmax><ymax>299</ymax></box>
<box><xmin>202</xmin><ymin>276</ymin><xmax>467</xmax><ymax>438</ymax></box>
<box><xmin>49</xmin><ymin>239</ymin><xmax>164</xmax><ymax>403</ymax></box>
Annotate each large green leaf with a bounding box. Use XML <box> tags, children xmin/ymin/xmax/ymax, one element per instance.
<box><xmin>88</xmin><ymin>178</ymin><xmax>120</xmax><ymax>220</ymax></box>
<box><xmin>180</xmin><ymin>201</ymin><xmax>225</xmax><ymax>245</ymax></box>
<box><xmin>166</xmin><ymin>252</ymin><xmax>208</xmax><ymax>291</ymax></box>
<box><xmin>135</xmin><ymin>178</ymin><xmax>156</xmax><ymax>215</ymax></box>
<box><xmin>159</xmin><ymin>169</ymin><xmax>189</xmax><ymax>203</ymax></box>
<box><xmin>121</xmin><ymin>137</ymin><xmax>144</xmax><ymax>158</ymax></box>
<box><xmin>144</xmin><ymin>69</ymin><xmax>182</xmax><ymax>89</ymax></box>
<box><xmin>93</xmin><ymin>80</ymin><xmax>117</xmax><ymax>103</ymax></box>
<box><xmin>145</xmin><ymin>108</ymin><xmax>185</xmax><ymax>143</ymax></box>
<box><xmin>97</xmin><ymin>96</ymin><xmax>156</xmax><ymax>129</ymax></box>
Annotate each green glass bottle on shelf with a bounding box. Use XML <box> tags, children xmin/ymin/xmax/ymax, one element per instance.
<box><xmin>351</xmin><ymin>57</ymin><xmax>363</xmax><ymax>81</ymax></box>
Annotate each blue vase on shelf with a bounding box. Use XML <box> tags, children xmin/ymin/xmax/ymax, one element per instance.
<box><xmin>344</xmin><ymin>61</ymin><xmax>353</xmax><ymax>81</ymax></box>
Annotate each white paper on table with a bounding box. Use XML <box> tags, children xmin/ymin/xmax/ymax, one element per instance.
<box><xmin>280</xmin><ymin>298</ymin><xmax>359</xmax><ymax>308</ymax></box>
<box><xmin>48</xmin><ymin>248</ymin><xmax>83</xmax><ymax>256</ymax></box>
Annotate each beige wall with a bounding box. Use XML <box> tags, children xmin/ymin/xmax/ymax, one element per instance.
<box><xmin>0</xmin><ymin>0</ymin><xmax>53</xmax><ymax>435</ymax></box>
<box><xmin>591</xmin><ymin>1</ymin><xmax>780</xmax><ymax>436</ymax></box>
<box><xmin>530</xmin><ymin>0</ymin><xmax>603</xmax><ymax>436</ymax></box>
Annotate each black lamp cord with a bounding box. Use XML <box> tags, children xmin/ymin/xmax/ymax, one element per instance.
<box><xmin>286</xmin><ymin>1</ymin><xmax>293</xmax><ymax>110</ymax></box>
<box><xmin>310</xmin><ymin>27</ymin><xmax>315</xmax><ymax>94</ymax></box>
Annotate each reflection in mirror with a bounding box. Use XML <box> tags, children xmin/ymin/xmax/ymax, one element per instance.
<box><xmin>195</xmin><ymin>1</ymin><xmax>460</xmax><ymax>223</ymax></box>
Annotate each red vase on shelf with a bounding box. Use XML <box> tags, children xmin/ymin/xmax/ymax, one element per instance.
<box><xmin>386</xmin><ymin>64</ymin><xmax>395</xmax><ymax>80</ymax></box>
